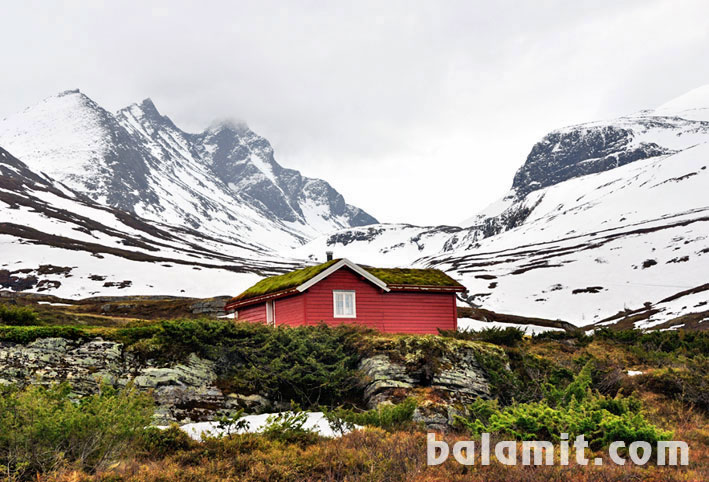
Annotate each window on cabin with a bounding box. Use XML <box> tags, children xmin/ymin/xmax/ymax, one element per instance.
<box><xmin>266</xmin><ymin>301</ymin><xmax>275</xmax><ymax>326</ymax></box>
<box><xmin>333</xmin><ymin>290</ymin><xmax>356</xmax><ymax>318</ymax></box>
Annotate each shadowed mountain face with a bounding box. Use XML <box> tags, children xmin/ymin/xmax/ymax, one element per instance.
<box><xmin>512</xmin><ymin>125</ymin><xmax>669</xmax><ymax>196</ymax></box>
<box><xmin>511</xmin><ymin>116</ymin><xmax>709</xmax><ymax>196</ymax></box>
<box><xmin>0</xmin><ymin>90</ymin><xmax>377</xmax><ymax>250</ymax></box>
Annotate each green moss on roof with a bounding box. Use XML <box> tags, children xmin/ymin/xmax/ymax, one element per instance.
<box><xmin>362</xmin><ymin>267</ymin><xmax>464</xmax><ymax>288</ymax></box>
<box><xmin>232</xmin><ymin>259</ymin><xmax>341</xmax><ymax>301</ymax></box>
<box><xmin>230</xmin><ymin>259</ymin><xmax>465</xmax><ymax>303</ymax></box>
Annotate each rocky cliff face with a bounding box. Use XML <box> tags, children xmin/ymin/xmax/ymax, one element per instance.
<box><xmin>510</xmin><ymin>116</ymin><xmax>709</xmax><ymax>197</ymax></box>
<box><xmin>512</xmin><ymin>125</ymin><xmax>669</xmax><ymax>196</ymax></box>
<box><xmin>358</xmin><ymin>349</ymin><xmax>494</xmax><ymax>431</ymax></box>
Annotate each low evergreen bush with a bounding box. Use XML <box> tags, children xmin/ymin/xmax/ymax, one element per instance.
<box><xmin>139</xmin><ymin>425</ymin><xmax>195</xmax><ymax>458</ymax></box>
<box><xmin>324</xmin><ymin>397</ymin><xmax>418</xmax><ymax>431</ymax></box>
<box><xmin>0</xmin><ymin>304</ymin><xmax>39</xmax><ymax>326</ymax></box>
<box><xmin>0</xmin><ymin>325</ymin><xmax>89</xmax><ymax>343</ymax></box>
<box><xmin>261</xmin><ymin>408</ymin><xmax>320</xmax><ymax>445</ymax></box>
<box><xmin>0</xmin><ymin>383</ymin><xmax>153</xmax><ymax>479</ymax></box>
<box><xmin>443</xmin><ymin>326</ymin><xmax>526</xmax><ymax>347</ymax></box>
<box><xmin>455</xmin><ymin>362</ymin><xmax>671</xmax><ymax>449</ymax></box>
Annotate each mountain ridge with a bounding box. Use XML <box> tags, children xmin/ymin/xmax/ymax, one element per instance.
<box><xmin>0</xmin><ymin>89</ymin><xmax>377</xmax><ymax>250</ymax></box>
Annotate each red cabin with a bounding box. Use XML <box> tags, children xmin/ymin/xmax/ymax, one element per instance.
<box><xmin>224</xmin><ymin>258</ymin><xmax>467</xmax><ymax>334</ymax></box>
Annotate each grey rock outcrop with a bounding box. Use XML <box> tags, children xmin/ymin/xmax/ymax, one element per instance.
<box><xmin>0</xmin><ymin>337</ymin><xmax>233</xmax><ymax>424</ymax></box>
<box><xmin>355</xmin><ymin>336</ymin><xmax>504</xmax><ymax>431</ymax></box>
<box><xmin>357</xmin><ymin>344</ymin><xmax>494</xmax><ymax>431</ymax></box>
<box><xmin>358</xmin><ymin>351</ymin><xmax>491</xmax><ymax>410</ymax></box>
<box><xmin>189</xmin><ymin>296</ymin><xmax>230</xmax><ymax>316</ymax></box>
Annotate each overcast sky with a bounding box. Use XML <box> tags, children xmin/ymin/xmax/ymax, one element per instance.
<box><xmin>2</xmin><ymin>1</ymin><xmax>709</xmax><ymax>225</ymax></box>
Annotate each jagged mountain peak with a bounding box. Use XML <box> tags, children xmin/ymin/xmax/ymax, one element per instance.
<box><xmin>206</xmin><ymin>118</ymin><xmax>251</xmax><ymax>135</ymax></box>
<box><xmin>0</xmin><ymin>90</ymin><xmax>377</xmax><ymax>252</ymax></box>
<box><xmin>118</xmin><ymin>97</ymin><xmax>181</xmax><ymax>132</ymax></box>
<box><xmin>56</xmin><ymin>88</ymin><xmax>82</xmax><ymax>97</ymax></box>
<box><xmin>130</xmin><ymin>98</ymin><xmax>161</xmax><ymax>118</ymax></box>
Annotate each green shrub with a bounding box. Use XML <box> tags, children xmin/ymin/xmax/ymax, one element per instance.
<box><xmin>139</xmin><ymin>425</ymin><xmax>195</xmax><ymax>458</ymax></box>
<box><xmin>446</xmin><ymin>326</ymin><xmax>527</xmax><ymax>347</ymax></box>
<box><xmin>112</xmin><ymin>324</ymin><xmax>163</xmax><ymax>346</ymax></box>
<box><xmin>0</xmin><ymin>383</ymin><xmax>153</xmax><ymax>479</ymax></box>
<box><xmin>472</xmin><ymin>346</ymin><xmax>574</xmax><ymax>405</ymax></box>
<box><xmin>455</xmin><ymin>362</ymin><xmax>671</xmax><ymax>449</ymax></box>
<box><xmin>218</xmin><ymin>323</ymin><xmax>362</xmax><ymax>407</ymax></box>
<box><xmin>594</xmin><ymin>328</ymin><xmax>709</xmax><ymax>356</ymax></box>
<box><xmin>636</xmin><ymin>358</ymin><xmax>709</xmax><ymax>412</ymax></box>
<box><xmin>261</xmin><ymin>407</ymin><xmax>320</xmax><ymax>445</ymax></box>
<box><xmin>477</xmin><ymin>326</ymin><xmax>526</xmax><ymax>346</ymax></box>
<box><xmin>324</xmin><ymin>397</ymin><xmax>418</xmax><ymax>431</ymax></box>
<box><xmin>0</xmin><ymin>304</ymin><xmax>39</xmax><ymax>326</ymax></box>
<box><xmin>0</xmin><ymin>325</ymin><xmax>89</xmax><ymax>343</ymax></box>
<box><xmin>532</xmin><ymin>330</ymin><xmax>591</xmax><ymax>345</ymax></box>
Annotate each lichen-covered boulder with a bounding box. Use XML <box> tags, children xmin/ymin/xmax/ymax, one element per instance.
<box><xmin>357</xmin><ymin>336</ymin><xmax>503</xmax><ymax>429</ymax></box>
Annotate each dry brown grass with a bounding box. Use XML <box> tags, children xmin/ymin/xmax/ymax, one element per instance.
<box><xmin>36</xmin><ymin>417</ymin><xmax>707</xmax><ymax>482</ymax></box>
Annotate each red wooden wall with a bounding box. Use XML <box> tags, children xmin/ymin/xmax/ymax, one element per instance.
<box><xmin>379</xmin><ymin>291</ymin><xmax>457</xmax><ymax>334</ymax></box>
<box><xmin>275</xmin><ymin>295</ymin><xmax>305</xmax><ymax>326</ymax></box>
<box><xmin>236</xmin><ymin>303</ymin><xmax>266</xmax><ymax>324</ymax></box>
<box><xmin>234</xmin><ymin>266</ymin><xmax>458</xmax><ymax>334</ymax></box>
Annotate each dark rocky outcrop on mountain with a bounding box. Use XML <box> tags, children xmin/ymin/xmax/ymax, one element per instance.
<box><xmin>512</xmin><ymin>126</ymin><xmax>669</xmax><ymax>195</ymax></box>
<box><xmin>511</xmin><ymin>118</ymin><xmax>708</xmax><ymax>196</ymax></box>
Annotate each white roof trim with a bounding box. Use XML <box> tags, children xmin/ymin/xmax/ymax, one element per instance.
<box><xmin>296</xmin><ymin>258</ymin><xmax>390</xmax><ymax>293</ymax></box>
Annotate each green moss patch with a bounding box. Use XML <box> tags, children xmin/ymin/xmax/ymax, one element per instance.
<box><xmin>362</xmin><ymin>266</ymin><xmax>463</xmax><ymax>288</ymax></box>
<box><xmin>230</xmin><ymin>259</ymin><xmax>341</xmax><ymax>302</ymax></box>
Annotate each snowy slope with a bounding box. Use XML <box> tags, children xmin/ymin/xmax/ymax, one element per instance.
<box><xmin>0</xmin><ymin>147</ymin><xmax>300</xmax><ymax>298</ymax></box>
<box><xmin>427</xmin><ymin>144</ymin><xmax>709</xmax><ymax>325</ymax></box>
<box><xmin>654</xmin><ymin>84</ymin><xmax>709</xmax><ymax>121</ymax></box>
<box><xmin>296</xmin><ymin>87</ymin><xmax>709</xmax><ymax>329</ymax></box>
<box><xmin>0</xmin><ymin>91</ymin><xmax>377</xmax><ymax>252</ymax></box>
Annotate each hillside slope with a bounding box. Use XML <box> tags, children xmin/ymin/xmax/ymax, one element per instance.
<box><xmin>296</xmin><ymin>88</ymin><xmax>709</xmax><ymax>328</ymax></box>
<box><xmin>0</xmin><ymin>147</ymin><xmax>299</xmax><ymax>297</ymax></box>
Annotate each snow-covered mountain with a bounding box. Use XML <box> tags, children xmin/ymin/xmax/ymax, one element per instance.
<box><xmin>297</xmin><ymin>87</ymin><xmax>709</xmax><ymax>329</ymax></box>
<box><xmin>2</xmin><ymin>85</ymin><xmax>708</xmax><ymax>329</ymax></box>
<box><xmin>0</xmin><ymin>90</ymin><xmax>376</xmax><ymax>251</ymax></box>
<box><xmin>0</xmin><ymin>146</ymin><xmax>300</xmax><ymax>297</ymax></box>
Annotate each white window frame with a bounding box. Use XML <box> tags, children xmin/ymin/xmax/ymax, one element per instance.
<box><xmin>266</xmin><ymin>300</ymin><xmax>275</xmax><ymax>326</ymax></box>
<box><xmin>333</xmin><ymin>290</ymin><xmax>356</xmax><ymax>318</ymax></box>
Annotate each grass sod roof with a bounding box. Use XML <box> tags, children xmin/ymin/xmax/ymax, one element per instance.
<box><xmin>231</xmin><ymin>259</ymin><xmax>341</xmax><ymax>302</ymax></box>
<box><xmin>362</xmin><ymin>266</ymin><xmax>464</xmax><ymax>288</ymax></box>
<box><xmin>230</xmin><ymin>259</ymin><xmax>465</xmax><ymax>303</ymax></box>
